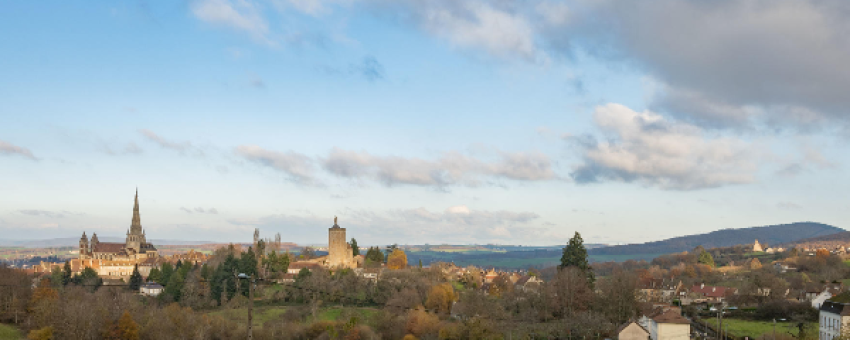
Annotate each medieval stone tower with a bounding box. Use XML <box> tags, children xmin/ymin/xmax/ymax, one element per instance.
<box><xmin>79</xmin><ymin>231</ymin><xmax>89</xmax><ymax>257</ymax></box>
<box><xmin>125</xmin><ymin>188</ymin><xmax>147</xmax><ymax>252</ymax></box>
<box><xmin>327</xmin><ymin>216</ymin><xmax>354</xmax><ymax>268</ymax></box>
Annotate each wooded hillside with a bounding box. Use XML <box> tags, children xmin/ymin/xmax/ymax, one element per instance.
<box><xmin>589</xmin><ymin>222</ymin><xmax>843</xmax><ymax>255</ymax></box>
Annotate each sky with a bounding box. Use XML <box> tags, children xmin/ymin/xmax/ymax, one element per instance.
<box><xmin>1</xmin><ymin>0</ymin><xmax>849</xmax><ymax>246</ymax></box>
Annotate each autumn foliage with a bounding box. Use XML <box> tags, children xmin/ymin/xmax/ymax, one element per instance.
<box><xmin>387</xmin><ymin>249</ymin><xmax>408</xmax><ymax>270</ymax></box>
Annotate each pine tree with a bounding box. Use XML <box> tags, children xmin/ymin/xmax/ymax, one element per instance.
<box><xmin>351</xmin><ymin>238</ymin><xmax>360</xmax><ymax>256</ymax></box>
<box><xmin>160</xmin><ymin>262</ymin><xmax>174</xmax><ymax>286</ymax></box>
<box><xmin>147</xmin><ymin>268</ymin><xmax>162</xmax><ymax>284</ymax></box>
<box><xmin>129</xmin><ymin>264</ymin><xmax>143</xmax><ymax>291</ymax></box>
<box><xmin>62</xmin><ymin>261</ymin><xmax>72</xmax><ymax>286</ymax></box>
<box><xmin>560</xmin><ymin>232</ymin><xmax>595</xmax><ymax>286</ymax></box>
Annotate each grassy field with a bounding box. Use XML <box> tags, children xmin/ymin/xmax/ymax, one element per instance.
<box><xmin>0</xmin><ymin>324</ymin><xmax>22</xmax><ymax>340</ymax></box>
<box><xmin>705</xmin><ymin>318</ymin><xmax>815</xmax><ymax>339</ymax></box>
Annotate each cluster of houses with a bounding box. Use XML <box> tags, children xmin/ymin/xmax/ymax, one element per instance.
<box><xmin>24</xmin><ymin>250</ymin><xmax>211</xmax><ymax>286</ymax></box>
<box><xmin>638</xmin><ymin>278</ymin><xmax>846</xmax><ymax>310</ymax></box>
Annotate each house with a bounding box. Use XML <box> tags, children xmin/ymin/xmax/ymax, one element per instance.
<box><xmin>774</xmin><ymin>262</ymin><xmax>797</xmax><ymax>273</ymax></box>
<box><xmin>287</xmin><ymin>262</ymin><xmax>324</xmax><ymax>274</ymax></box>
<box><xmin>484</xmin><ymin>269</ymin><xmax>499</xmax><ymax>283</ymax></box>
<box><xmin>140</xmin><ymin>282</ymin><xmax>164</xmax><ymax>296</ymax></box>
<box><xmin>809</xmin><ymin>283</ymin><xmax>844</xmax><ymax>309</ymax></box>
<box><xmin>514</xmin><ymin>275</ymin><xmax>543</xmax><ymax>292</ymax></box>
<box><xmin>649</xmin><ymin>308</ymin><xmax>691</xmax><ymax>340</ymax></box>
<box><xmin>689</xmin><ymin>284</ymin><xmax>736</xmax><ymax>303</ymax></box>
<box><xmin>819</xmin><ymin>292</ymin><xmax>850</xmax><ymax>340</ymax></box>
<box><xmin>638</xmin><ymin>279</ymin><xmax>684</xmax><ymax>303</ymax></box>
<box><xmin>354</xmin><ymin>267</ymin><xmax>382</xmax><ymax>281</ymax></box>
<box><xmin>617</xmin><ymin>321</ymin><xmax>650</xmax><ymax>340</ymax></box>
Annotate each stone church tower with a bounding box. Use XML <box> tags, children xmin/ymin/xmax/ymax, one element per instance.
<box><xmin>326</xmin><ymin>216</ymin><xmax>355</xmax><ymax>268</ymax></box>
<box><xmin>125</xmin><ymin>188</ymin><xmax>147</xmax><ymax>253</ymax></box>
<box><xmin>79</xmin><ymin>231</ymin><xmax>89</xmax><ymax>258</ymax></box>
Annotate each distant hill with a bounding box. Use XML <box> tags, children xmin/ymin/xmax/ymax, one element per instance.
<box><xmin>590</xmin><ymin>222</ymin><xmax>844</xmax><ymax>256</ymax></box>
<box><xmin>0</xmin><ymin>237</ymin><xmax>218</xmax><ymax>248</ymax></box>
<box><xmin>782</xmin><ymin>231</ymin><xmax>850</xmax><ymax>249</ymax></box>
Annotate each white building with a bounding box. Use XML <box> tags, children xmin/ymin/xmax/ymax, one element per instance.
<box><xmin>140</xmin><ymin>282</ymin><xmax>164</xmax><ymax>297</ymax></box>
<box><xmin>649</xmin><ymin>309</ymin><xmax>691</xmax><ymax>340</ymax></box>
<box><xmin>819</xmin><ymin>294</ymin><xmax>850</xmax><ymax>340</ymax></box>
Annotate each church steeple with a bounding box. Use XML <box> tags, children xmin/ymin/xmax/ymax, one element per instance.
<box><xmin>130</xmin><ymin>188</ymin><xmax>143</xmax><ymax>235</ymax></box>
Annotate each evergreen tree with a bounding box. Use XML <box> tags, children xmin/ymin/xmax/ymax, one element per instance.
<box><xmin>419</xmin><ymin>259</ymin><xmax>423</xmax><ymax>268</ymax></box>
<box><xmin>160</xmin><ymin>262</ymin><xmax>174</xmax><ymax>286</ymax></box>
<box><xmin>211</xmin><ymin>253</ymin><xmax>238</xmax><ymax>304</ymax></box>
<box><xmin>62</xmin><ymin>261</ymin><xmax>72</xmax><ymax>286</ymax></box>
<box><xmin>698</xmin><ymin>250</ymin><xmax>716</xmax><ymax>267</ymax></box>
<box><xmin>164</xmin><ymin>266</ymin><xmax>186</xmax><ymax>301</ymax></box>
<box><xmin>265</xmin><ymin>251</ymin><xmax>290</xmax><ymax>276</ymax></box>
<box><xmin>365</xmin><ymin>247</ymin><xmax>384</xmax><ymax>265</ymax></box>
<box><xmin>175</xmin><ymin>260</ymin><xmax>183</xmax><ymax>270</ymax></box>
<box><xmin>200</xmin><ymin>263</ymin><xmax>211</xmax><ymax>281</ymax></box>
<box><xmin>128</xmin><ymin>264</ymin><xmax>143</xmax><ymax>291</ymax></box>
<box><xmin>560</xmin><ymin>232</ymin><xmax>595</xmax><ymax>286</ymax></box>
<box><xmin>351</xmin><ymin>238</ymin><xmax>360</xmax><ymax>256</ymax></box>
<box><xmin>76</xmin><ymin>267</ymin><xmax>102</xmax><ymax>290</ymax></box>
<box><xmin>147</xmin><ymin>268</ymin><xmax>162</xmax><ymax>284</ymax></box>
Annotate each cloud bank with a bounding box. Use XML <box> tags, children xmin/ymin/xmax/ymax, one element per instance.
<box><xmin>570</xmin><ymin>104</ymin><xmax>758</xmax><ymax>190</ymax></box>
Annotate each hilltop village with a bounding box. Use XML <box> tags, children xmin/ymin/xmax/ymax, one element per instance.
<box><xmin>2</xmin><ymin>191</ymin><xmax>850</xmax><ymax>340</ymax></box>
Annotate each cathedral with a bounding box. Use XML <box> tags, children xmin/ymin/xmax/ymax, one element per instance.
<box><xmin>79</xmin><ymin>189</ymin><xmax>158</xmax><ymax>262</ymax></box>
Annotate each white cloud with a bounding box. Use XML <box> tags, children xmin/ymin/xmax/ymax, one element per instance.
<box><xmin>190</xmin><ymin>0</ymin><xmax>270</xmax><ymax>43</ymax></box>
<box><xmin>229</xmin><ymin>205</ymin><xmax>545</xmax><ymax>244</ymax></box>
<box><xmin>0</xmin><ymin>139</ymin><xmax>37</xmax><ymax>160</ymax></box>
<box><xmin>139</xmin><ymin>129</ymin><xmax>201</xmax><ymax>156</ymax></box>
<box><xmin>234</xmin><ymin>145</ymin><xmax>315</xmax><ymax>183</ymax></box>
<box><xmin>571</xmin><ymin>103</ymin><xmax>759</xmax><ymax>190</ymax></box>
<box><xmin>321</xmin><ymin>147</ymin><xmax>555</xmax><ymax>188</ymax></box>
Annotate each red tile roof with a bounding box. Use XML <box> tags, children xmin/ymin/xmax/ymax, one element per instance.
<box><xmin>93</xmin><ymin>242</ymin><xmax>125</xmax><ymax>253</ymax></box>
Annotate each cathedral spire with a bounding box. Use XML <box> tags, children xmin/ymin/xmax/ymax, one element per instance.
<box><xmin>130</xmin><ymin>188</ymin><xmax>142</xmax><ymax>234</ymax></box>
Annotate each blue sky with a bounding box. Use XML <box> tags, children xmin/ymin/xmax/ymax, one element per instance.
<box><xmin>1</xmin><ymin>0</ymin><xmax>849</xmax><ymax>246</ymax></box>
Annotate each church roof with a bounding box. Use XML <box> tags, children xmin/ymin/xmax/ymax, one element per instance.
<box><xmin>92</xmin><ymin>242</ymin><xmax>125</xmax><ymax>253</ymax></box>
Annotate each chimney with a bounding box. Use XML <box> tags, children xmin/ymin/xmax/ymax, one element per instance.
<box><xmin>701</xmin><ymin>283</ymin><xmax>705</xmax><ymax>289</ymax></box>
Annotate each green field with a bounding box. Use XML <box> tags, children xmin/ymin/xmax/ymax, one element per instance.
<box><xmin>0</xmin><ymin>324</ymin><xmax>22</xmax><ymax>340</ymax></box>
<box><xmin>705</xmin><ymin>318</ymin><xmax>815</xmax><ymax>339</ymax></box>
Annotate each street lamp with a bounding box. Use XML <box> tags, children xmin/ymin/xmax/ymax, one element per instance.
<box><xmin>238</xmin><ymin>273</ymin><xmax>254</xmax><ymax>340</ymax></box>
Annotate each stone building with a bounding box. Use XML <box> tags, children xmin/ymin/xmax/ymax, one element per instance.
<box><xmin>324</xmin><ymin>216</ymin><xmax>356</xmax><ymax>269</ymax></box>
<box><xmin>753</xmin><ymin>239</ymin><xmax>764</xmax><ymax>252</ymax></box>
<box><xmin>819</xmin><ymin>292</ymin><xmax>850</xmax><ymax>340</ymax></box>
<box><xmin>617</xmin><ymin>321</ymin><xmax>650</xmax><ymax>340</ymax></box>
<box><xmin>75</xmin><ymin>189</ymin><xmax>160</xmax><ymax>280</ymax></box>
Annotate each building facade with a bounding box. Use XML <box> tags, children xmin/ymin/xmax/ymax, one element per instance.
<box><xmin>819</xmin><ymin>294</ymin><xmax>850</xmax><ymax>340</ymax></box>
<box><xmin>324</xmin><ymin>216</ymin><xmax>356</xmax><ymax>269</ymax></box>
<box><xmin>76</xmin><ymin>189</ymin><xmax>160</xmax><ymax>281</ymax></box>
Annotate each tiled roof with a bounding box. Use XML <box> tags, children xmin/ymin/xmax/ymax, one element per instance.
<box><xmin>617</xmin><ymin>321</ymin><xmax>649</xmax><ymax>335</ymax></box>
<box><xmin>93</xmin><ymin>242</ymin><xmax>125</xmax><ymax>253</ymax></box>
<box><xmin>690</xmin><ymin>284</ymin><xmax>734</xmax><ymax>298</ymax></box>
<box><xmin>651</xmin><ymin>309</ymin><xmax>690</xmax><ymax>324</ymax></box>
